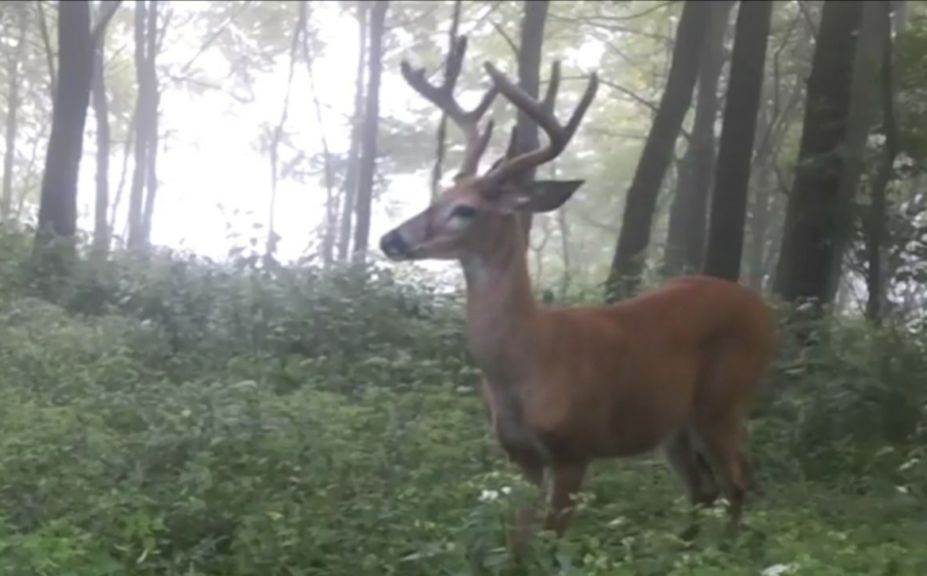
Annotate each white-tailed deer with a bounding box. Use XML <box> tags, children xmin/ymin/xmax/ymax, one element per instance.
<box><xmin>380</xmin><ymin>37</ymin><xmax>775</xmax><ymax>545</ymax></box>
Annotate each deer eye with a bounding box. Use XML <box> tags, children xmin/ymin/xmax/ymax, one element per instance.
<box><xmin>449</xmin><ymin>205</ymin><xmax>478</xmax><ymax>220</ymax></box>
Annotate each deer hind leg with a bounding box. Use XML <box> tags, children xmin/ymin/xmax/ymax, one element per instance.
<box><xmin>542</xmin><ymin>461</ymin><xmax>588</xmax><ymax>536</ymax></box>
<box><xmin>737</xmin><ymin>440</ymin><xmax>762</xmax><ymax>497</ymax></box>
<box><xmin>691</xmin><ymin>417</ymin><xmax>749</xmax><ymax>534</ymax></box>
<box><xmin>665</xmin><ymin>430</ymin><xmax>721</xmax><ymax>506</ymax></box>
<box><xmin>664</xmin><ymin>430</ymin><xmax>721</xmax><ymax>539</ymax></box>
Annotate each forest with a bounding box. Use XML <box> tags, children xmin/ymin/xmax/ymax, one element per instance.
<box><xmin>1</xmin><ymin>0</ymin><xmax>926</xmax><ymax>574</ymax></box>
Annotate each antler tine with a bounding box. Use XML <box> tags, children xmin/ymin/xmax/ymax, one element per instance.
<box><xmin>457</xmin><ymin>86</ymin><xmax>499</xmax><ymax>178</ymax></box>
<box><xmin>488</xmin><ymin>126</ymin><xmax>519</xmax><ymax>172</ymax></box>
<box><xmin>445</xmin><ymin>36</ymin><xmax>467</xmax><ymax>94</ymax></box>
<box><xmin>400</xmin><ymin>35</ymin><xmax>498</xmax><ymax>179</ymax></box>
<box><xmin>541</xmin><ymin>62</ymin><xmax>561</xmax><ymax>113</ymax></box>
<box><xmin>482</xmin><ymin>61</ymin><xmax>599</xmax><ymax>188</ymax></box>
<box><xmin>466</xmin><ymin>118</ymin><xmax>495</xmax><ymax>175</ymax></box>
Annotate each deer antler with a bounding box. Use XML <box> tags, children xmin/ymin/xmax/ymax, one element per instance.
<box><xmin>400</xmin><ymin>36</ymin><xmax>498</xmax><ymax>179</ymax></box>
<box><xmin>481</xmin><ymin>62</ymin><xmax>599</xmax><ymax>192</ymax></box>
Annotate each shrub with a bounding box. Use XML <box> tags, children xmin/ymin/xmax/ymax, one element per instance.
<box><xmin>0</xmin><ymin>227</ymin><xmax>925</xmax><ymax>574</ymax></box>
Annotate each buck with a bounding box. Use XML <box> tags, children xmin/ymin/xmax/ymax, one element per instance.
<box><xmin>380</xmin><ymin>37</ymin><xmax>775</xmax><ymax>545</ymax></box>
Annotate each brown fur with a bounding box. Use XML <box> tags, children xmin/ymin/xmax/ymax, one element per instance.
<box><xmin>384</xmin><ymin>205</ymin><xmax>775</xmax><ymax>546</ymax></box>
<box><xmin>383</xmin><ymin>51</ymin><xmax>773</xmax><ymax>547</ymax></box>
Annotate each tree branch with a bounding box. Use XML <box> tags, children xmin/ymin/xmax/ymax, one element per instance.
<box><xmin>35</xmin><ymin>1</ymin><xmax>56</xmax><ymax>97</ymax></box>
<box><xmin>179</xmin><ymin>0</ymin><xmax>252</xmax><ymax>75</ymax></box>
<box><xmin>91</xmin><ymin>0</ymin><xmax>123</xmax><ymax>44</ymax></box>
<box><xmin>155</xmin><ymin>4</ymin><xmax>176</xmax><ymax>54</ymax></box>
<box><xmin>597</xmin><ymin>78</ymin><xmax>691</xmax><ymax>141</ymax></box>
<box><xmin>548</xmin><ymin>12</ymin><xmax>673</xmax><ymax>43</ymax></box>
<box><xmin>488</xmin><ymin>18</ymin><xmax>518</xmax><ymax>56</ymax></box>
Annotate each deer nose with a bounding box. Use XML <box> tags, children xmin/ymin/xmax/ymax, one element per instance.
<box><xmin>380</xmin><ymin>230</ymin><xmax>411</xmax><ymax>260</ymax></box>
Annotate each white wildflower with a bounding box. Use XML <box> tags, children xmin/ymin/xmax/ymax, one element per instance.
<box><xmin>762</xmin><ymin>563</ymin><xmax>797</xmax><ymax>576</ymax></box>
<box><xmin>607</xmin><ymin>517</ymin><xmax>626</xmax><ymax>528</ymax></box>
<box><xmin>898</xmin><ymin>457</ymin><xmax>919</xmax><ymax>472</ymax></box>
<box><xmin>479</xmin><ymin>489</ymin><xmax>499</xmax><ymax>503</ymax></box>
<box><xmin>867</xmin><ymin>133</ymin><xmax>887</xmax><ymax>148</ymax></box>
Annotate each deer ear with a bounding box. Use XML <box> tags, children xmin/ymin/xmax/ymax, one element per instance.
<box><xmin>490</xmin><ymin>180</ymin><xmax>584</xmax><ymax>213</ymax></box>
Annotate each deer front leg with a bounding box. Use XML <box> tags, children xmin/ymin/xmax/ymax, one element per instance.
<box><xmin>505</xmin><ymin>451</ymin><xmax>545</xmax><ymax>557</ymax></box>
<box><xmin>543</xmin><ymin>461</ymin><xmax>588</xmax><ymax>536</ymax></box>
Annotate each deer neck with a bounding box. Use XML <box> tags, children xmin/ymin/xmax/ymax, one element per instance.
<box><xmin>461</xmin><ymin>217</ymin><xmax>538</xmax><ymax>385</ymax></box>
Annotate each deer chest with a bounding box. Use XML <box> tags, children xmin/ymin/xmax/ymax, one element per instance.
<box><xmin>482</xmin><ymin>380</ymin><xmax>551</xmax><ymax>464</ymax></box>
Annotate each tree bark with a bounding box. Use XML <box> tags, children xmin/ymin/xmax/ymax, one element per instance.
<box><xmin>557</xmin><ymin>206</ymin><xmax>571</xmax><ymax>297</ymax></box>
<box><xmin>824</xmin><ymin>0</ymin><xmax>886</xmax><ymax>301</ymax></box>
<box><xmin>35</xmin><ymin>0</ymin><xmax>93</xmax><ymax>252</ymax></box>
<box><xmin>865</xmin><ymin>3</ymin><xmax>898</xmax><ymax>322</ymax></box>
<box><xmin>352</xmin><ymin>0</ymin><xmax>388</xmax><ymax>265</ymax></box>
<box><xmin>746</xmin><ymin>9</ymin><xmax>810</xmax><ymax>291</ymax></box>
<box><xmin>110</xmin><ymin>107</ymin><xmax>136</xmax><ymax>241</ymax></box>
<box><xmin>605</xmin><ymin>0</ymin><xmax>710</xmax><ymax>300</ymax></box>
<box><xmin>15</xmin><ymin>128</ymin><xmax>42</xmax><ymax>221</ymax></box>
<box><xmin>91</xmin><ymin>33</ymin><xmax>110</xmax><ymax>255</ymax></box>
<box><xmin>703</xmin><ymin>0</ymin><xmax>772</xmax><ymax>281</ymax></box>
<box><xmin>663</xmin><ymin>0</ymin><xmax>733</xmax><ymax>275</ymax></box>
<box><xmin>336</xmin><ymin>2</ymin><xmax>367</xmax><ymax>262</ymax></box>
<box><xmin>773</xmin><ymin>0</ymin><xmax>864</xmax><ymax>305</ymax></box>
<box><xmin>266</xmin><ymin>0</ymin><xmax>302</xmax><ymax>258</ymax></box>
<box><xmin>35</xmin><ymin>0</ymin><xmax>57</xmax><ymax>99</ymax></box>
<box><xmin>892</xmin><ymin>0</ymin><xmax>908</xmax><ymax>32</ymax></box>
<box><xmin>1</xmin><ymin>6</ymin><xmax>28</xmax><ymax>222</ymax></box>
<box><xmin>128</xmin><ymin>0</ymin><xmax>149</xmax><ymax>250</ymax></box>
<box><xmin>747</xmin><ymin>171</ymin><xmax>773</xmax><ymax>290</ymax></box>
<box><xmin>299</xmin><ymin>1</ymin><xmax>337</xmax><ymax>267</ymax></box>
<box><xmin>513</xmin><ymin>0</ymin><xmax>549</xmax><ymax>242</ymax></box>
<box><xmin>127</xmin><ymin>0</ymin><xmax>160</xmax><ymax>251</ymax></box>
<box><xmin>140</xmin><ymin>0</ymin><xmax>160</xmax><ymax>245</ymax></box>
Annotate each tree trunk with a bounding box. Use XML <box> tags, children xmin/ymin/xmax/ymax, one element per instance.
<box><xmin>91</xmin><ymin>36</ymin><xmax>110</xmax><ymax>255</ymax></box>
<box><xmin>300</xmin><ymin>1</ymin><xmax>337</xmax><ymax>267</ymax></box>
<box><xmin>824</xmin><ymin>0</ymin><xmax>886</xmax><ymax>301</ymax></box>
<box><xmin>35</xmin><ymin>0</ymin><xmax>93</xmax><ymax>254</ymax></box>
<box><xmin>557</xmin><ymin>206</ymin><xmax>571</xmax><ymax>298</ymax></box>
<box><xmin>746</xmin><ymin>159</ymin><xmax>773</xmax><ymax>290</ymax></box>
<box><xmin>110</xmin><ymin>107</ymin><xmax>136</xmax><ymax>242</ymax></box>
<box><xmin>1</xmin><ymin>7</ymin><xmax>28</xmax><ymax>222</ymax></box>
<box><xmin>127</xmin><ymin>0</ymin><xmax>160</xmax><ymax>251</ymax></box>
<box><xmin>892</xmin><ymin>0</ymin><xmax>908</xmax><ymax>32</ymax></box>
<box><xmin>127</xmin><ymin>0</ymin><xmax>149</xmax><ymax>250</ymax></box>
<box><xmin>141</xmin><ymin>0</ymin><xmax>160</xmax><ymax>245</ymax></box>
<box><xmin>35</xmin><ymin>0</ymin><xmax>57</xmax><ymax>99</ymax></box>
<box><xmin>336</xmin><ymin>2</ymin><xmax>367</xmax><ymax>262</ymax></box>
<box><xmin>513</xmin><ymin>0</ymin><xmax>549</xmax><ymax>242</ymax></box>
<box><xmin>352</xmin><ymin>0</ymin><xmax>387</xmax><ymax>265</ymax></box>
<box><xmin>703</xmin><ymin>0</ymin><xmax>772</xmax><ymax>281</ymax></box>
<box><xmin>605</xmin><ymin>0</ymin><xmax>710</xmax><ymax>300</ymax></box>
<box><xmin>866</xmin><ymin>3</ymin><xmax>897</xmax><ymax>322</ymax></box>
<box><xmin>772</xmin><ymin>0</ymin><xmax>864</xmax><ymax>305</ymax></box>
<box><xmin>663</xmin><ymin>0</ymin><xmax>733</xmax><ymax>275</ymax></box>
<box><xmin>266</xmin><ymin>0</ymin><xmax>302</xmax><ymax>259</ymax></box>
<box><xmin>15</xmin><ymin>128</ymin><xmax>42</xmax><ymax>221</ymax></box>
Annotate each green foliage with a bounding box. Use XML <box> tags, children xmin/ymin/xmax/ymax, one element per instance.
<box><xmin>0</xmin><ymin>228</ymin><xmax>926</xmax><ymax>574</ymax></box>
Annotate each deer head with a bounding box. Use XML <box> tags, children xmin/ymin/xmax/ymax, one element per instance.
<box><xmin>380</xmin><ymin>37</ymin><xmax>598</xmax><ymax>262</ymax></box>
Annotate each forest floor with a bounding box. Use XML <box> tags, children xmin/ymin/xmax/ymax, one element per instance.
<box><xmin>0</xmin><ymin>245</ymin><xmax>925</xmax><ymax>574</ymax></box>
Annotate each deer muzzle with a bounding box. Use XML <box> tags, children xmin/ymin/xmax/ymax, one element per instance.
<box><xmin>379</xmin><ymin>229</ymin><xmax>413</xmax><ymax>261</ymax></box>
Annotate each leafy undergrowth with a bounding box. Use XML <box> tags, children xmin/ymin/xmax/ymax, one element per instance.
<box><xmin>0</xmin><ymin>234</ymin><xmax>926</xmax><ymax>574</ymax></box>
